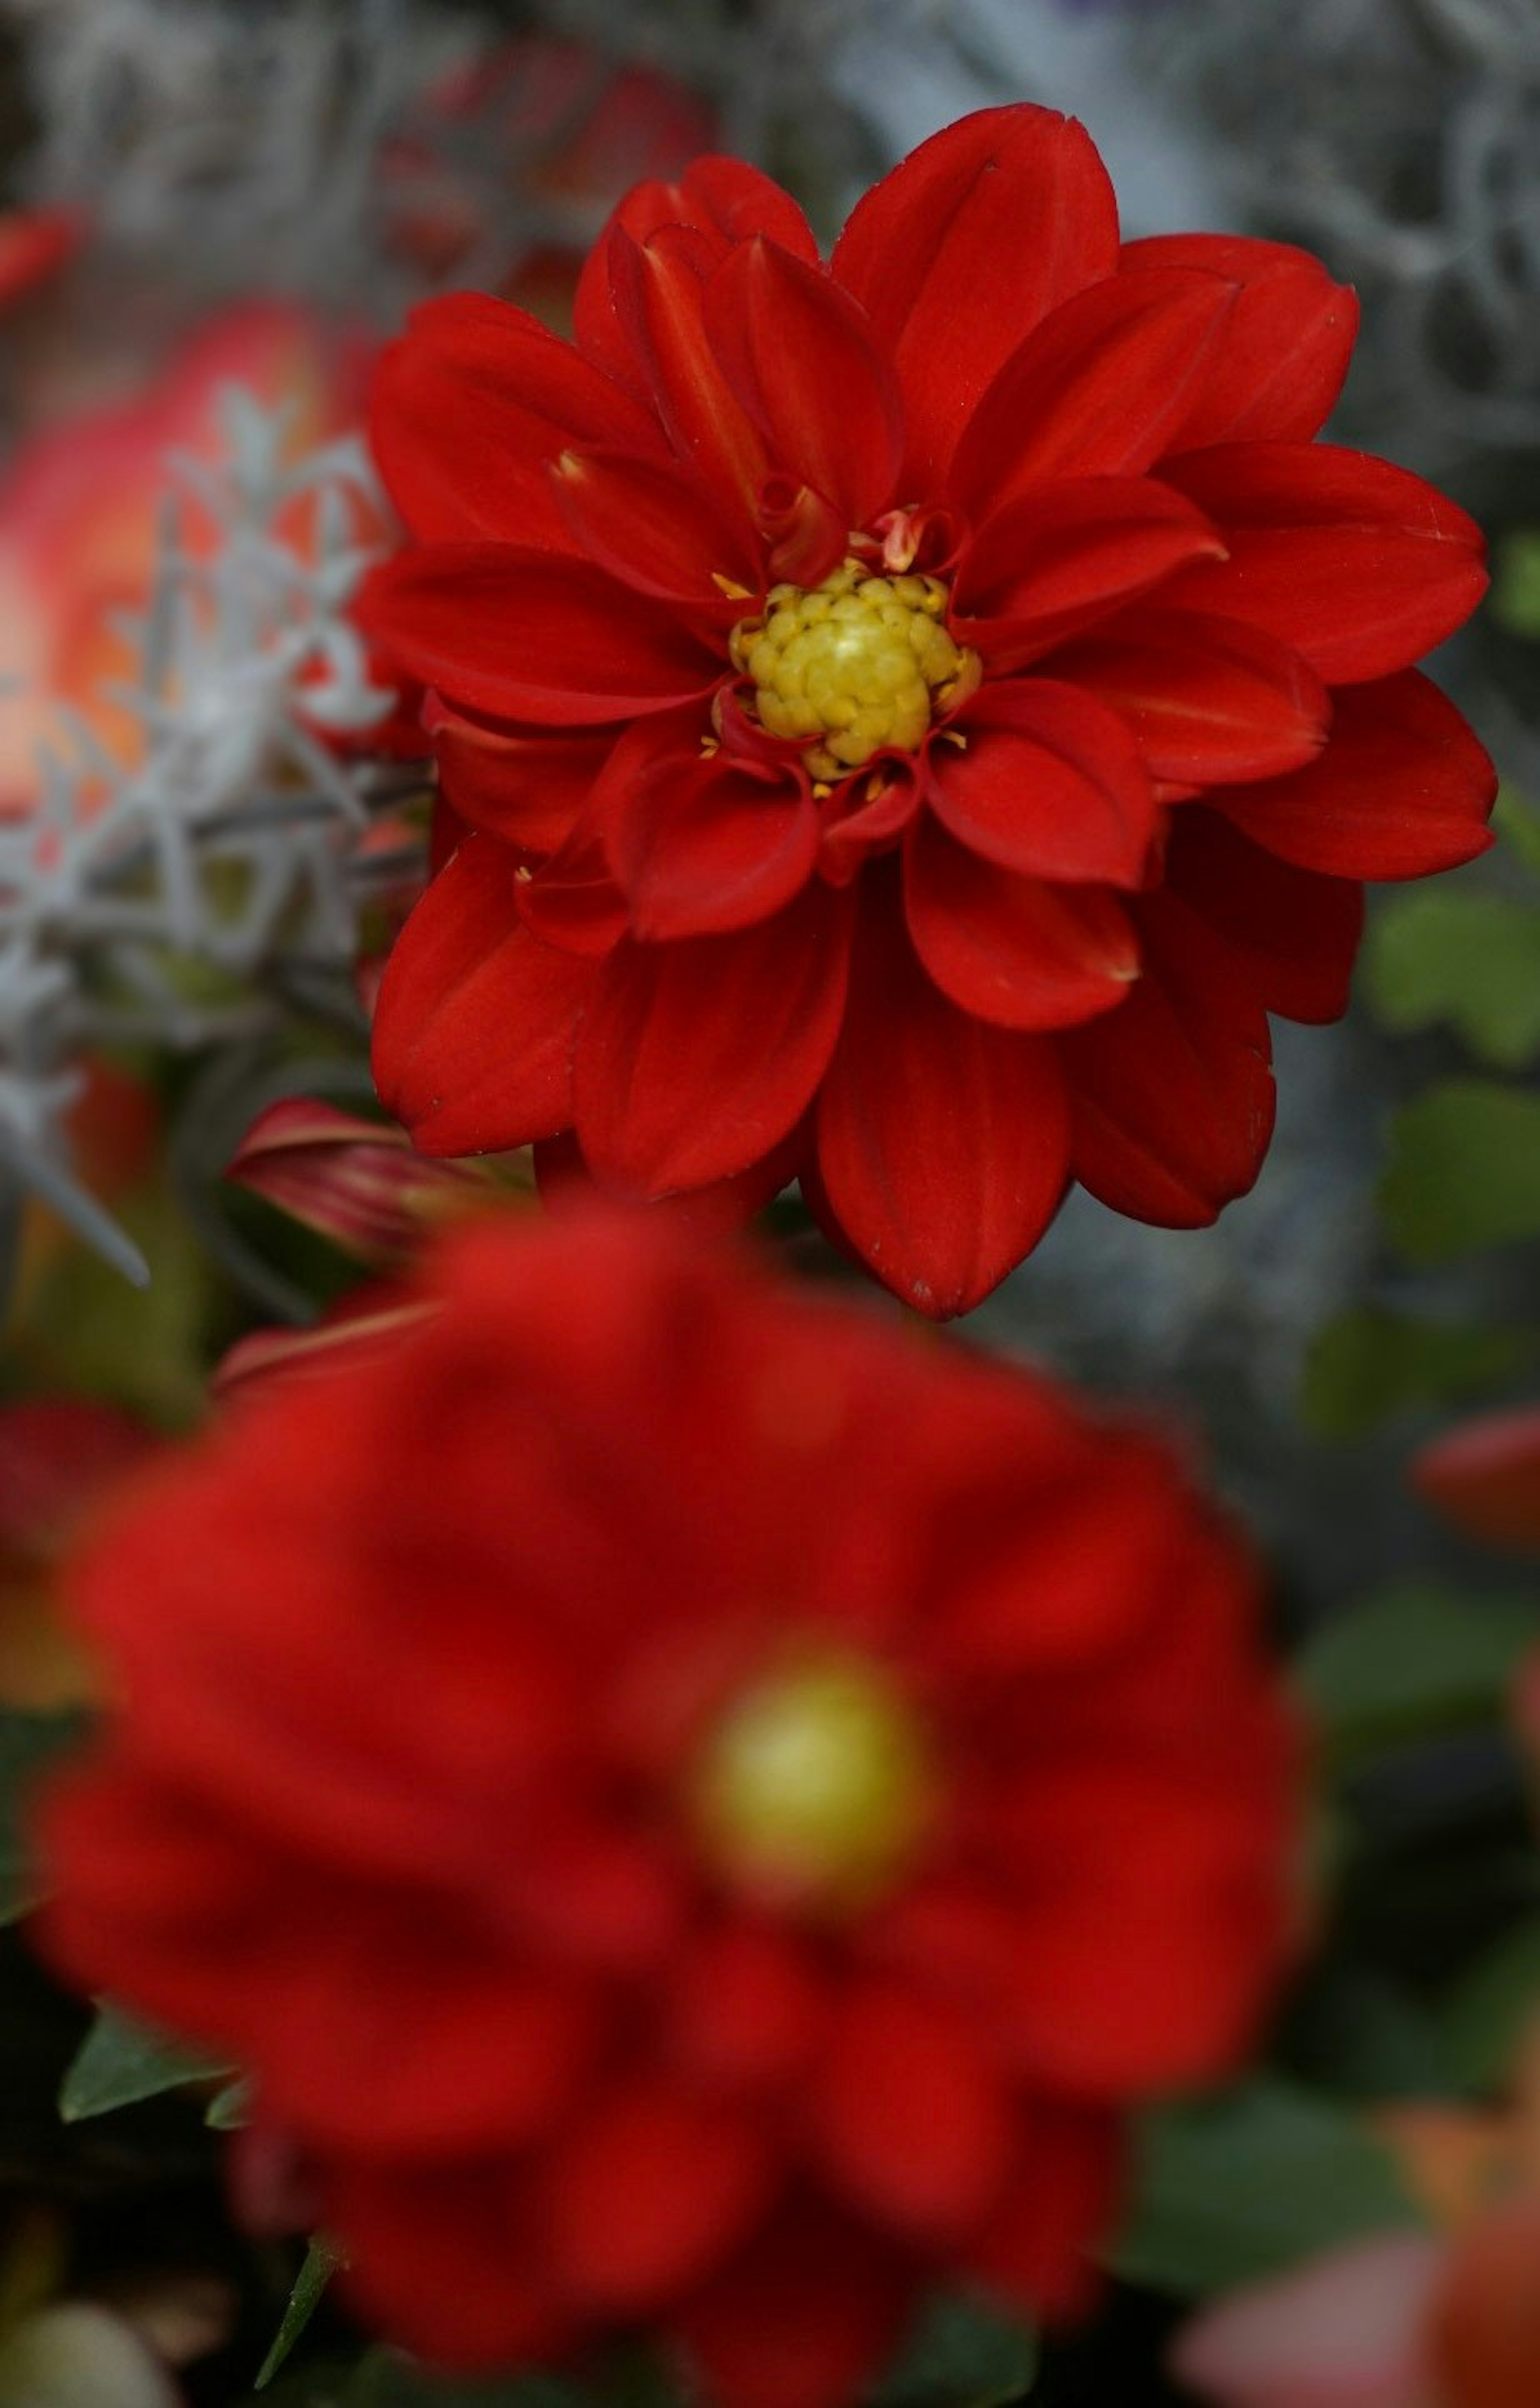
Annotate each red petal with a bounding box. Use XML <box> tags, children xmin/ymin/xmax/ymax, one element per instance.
<box><xmin>372</xmin><ymin>834</ymin><xmax>593</xmax><ymax>1154</ymax></box>
<box><xmin>932</xmin><ymin>678</ymin><xmax>1158</xmax><ymax>884</ymax></box>
<box><xmin>967</xmin><ymin>2107</ymin><xmax>1122</xmax><ymax>2319</ymax></box>
<box><xmin>814</xmin><ymin>880</ymin><xmax>1071</xmax><ymax>1314</ymax></box>
<box><xmin>1163</xmin><ymin>808</ymin><xmax>1364</xmax><ymax>1025</ymax></box>
<box><xmin>1121</xmin><ymin>232</ymin><xmax>1358</xmax><ymax>447</ymax></box>
<box><xmin>831</xmin><ymin>105</ymin><xmax>1120</xmax><ymax>486</ymax></box>
<box><xmin>575</xmin><ymin>157</ymin><xmax>819</xmax><ymax>400</ymax></box>
<box><xmin>1412</xmin><ymin>1408</ymin><xmax>1540</xmax><ymax>1553</ymax></box>
<box><xmin>607</xmin><ymin>223</ymin><xmax>768</xmax><ymax>518</ymax></box>
<box><xmin>370</xmin><ymin>292</ymin><xmax>663</xmax><ymax>549</ymax></box>
<box><xmin>365</xmin><ymin>545</ymin><xmax>720</xmax><ymax>725</ymax></box>
<box><xmin>905</xmin><ymin>818</ymin><xmax>1139</xmax><ymax>1031</ymax></box>
<box><xmin>670</xmin><ymin>1921</ymin><xmax>825</xmax><ymax>2095</ymax></box>
<box><xmin>1047</xmin><ymin>608</ymin><xmax>1330</xmax><ymax>785</ymax></box>
<box><xmin>573</xmin><ymin>882</ymin><xmax>853</xmax><ymax>1193</ymax></box>
<box><xmin>517</xmin><ymin>820</ymin><xmax>630</xmax><ymax>958</ymax></box>
<box><xmin>954</xmin><ymin>476</ymin><xmax>1228</xmax><ymax>668</ymax></box>
<box><xmin>810</xmin><ymin>1984</ymin><xmax>1010</xmax><ymax>2240</ymax></box>
<box><xmin>550</xmin><ymin>445</ymin><xmax>759</xmax><ymax>606</ymax></box>
<box><xmin>425</xmin><ymin>698</ymin><xmax>612</xmax><ymax>854</ymax></box>
<box><xmin>1060</xmin><ymin>890</ymin><xmax>1275</xmax><ymax>1225</ymax></box>
<box><xmin>709</xmin><ymin>238</ymin><xmax>904</xmax><ymax>527</ymax></box>
<box><xmin>1212</xmin><ymin>670</ymin><xmax>1496</xmax><ymax>878</ymax></box>
<box><xmin>545</xmin><ymin>2080</ymin><xmax>771</xmax><ymax>2314</ymax></box>
<box><xmin>677</xmin><ymin>2201</ymin><xmax>910</xmax><ymax>2408</ymax></box>
<box><xmin>224</xmin><ymin>1097</ymin><xmax>482</xmax><ymax>1264</ymax></box>
<box><xmin>605</xmin><ymin>726</ymin><xmax>820</xmax><ymax>938</ymax></box>
<box><xmin>537</xmin><ymin>1123</ymin><xmax>806</xmax><ymax>1237</ymax></box>
<box><xmin>328</xmin><ymin>2159</ymin><xmax>568</xmax><ymax>2372</ymax></box>
<box><xmin>1159</xmin><ymin>443</ymin><xmax>1488</xmax><ymax>684</ymax></box>
<box><xmin>949</xmin><ymin>267</ymin><xmax>1239</xmax><ymax>517</ymax></box>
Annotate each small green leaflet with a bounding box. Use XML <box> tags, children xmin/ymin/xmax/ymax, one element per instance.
<box><xmin>1295</xmin><ymin>1580</ymin><xmax>1540</xmax><ymax>1770</ymax></box>
<box><xmin>60</xmin><ymin>2001</ymin><xmax>233</xmax><ymax>2121</ymax></box>
<box><xmin>1365</xmin><ymin>891</ymin><xmax>1540</xmax><ymax>1069</ymax></box>
<box><xmin>1380</xmin><ymin>1081</ymin><xmax>1540</xmax><ymax>1262</ymax></box>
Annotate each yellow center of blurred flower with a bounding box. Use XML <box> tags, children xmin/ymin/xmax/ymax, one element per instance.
<box><xmin>691</xmin><ymin>1649</ymin><xmax>934</xmax><ymax>1911</ymax></box>
<box><xmin>728</xmin><ymin>560</ymin><xmax>981</xmax><ymax>779</ymax></box>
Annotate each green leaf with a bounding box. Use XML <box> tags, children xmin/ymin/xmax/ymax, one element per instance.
<box><xmin>1299</xmin><ymin>1307</ymin><xmax>1530</xmax><ymax>1440</ymax></box>
<box><xmin>1492</xmin><ymin>534</ymin><xmax>1540</xmax><ymax>640</ymax></box>
<box><xmin>207</xmin><ymin>2074</ymin><xmax>252</xmax><ymax>2130</ymax></box>
<box><xmin>1365</xmin><ymin>891</ymin><xmax>1540</xmax><ymax>1069</ymax></box>
<box><xmin>1380</xmin><ymin>1081</ymin><xmax>1540</xmax><ymax>1262</ymax></box>
<box><xmin>1494</xmin><ymin>788</ymin><xmax>1540</xmax><ymax>875</ymax></box>
<box><xmin>0</xmin><ymin>1708</ymin><xmax>86</xmax><ymax>1924</ymax></box>
<box><xmin>1110</xmin><ymin>2078</ymin><xmax>1421</xmax><ymax>2296</ymax></box>
<box><xmin>1440</xmin><ymin>1918</ymin><xmax>1540</xmax><ymax>2092</ymax></box>
<box><xmin>257</xmin><ymin>2239</ymin><xmax>346</xmax><ymax>2391</ymax></box>
<box><xmin>1296</xmin><ymin>1581</ymin><xmax>1540</xmax><ymax>1767</ymax></box>
<box><xmin>60</xmin><ymin>2003</ymin><xmax>232</xmax><ymax>2122</ymax></box>
<box><xmin>872</xmin><ymin>2293</ymin><xmax>1036</xmax><ymax>2408</ymax></box>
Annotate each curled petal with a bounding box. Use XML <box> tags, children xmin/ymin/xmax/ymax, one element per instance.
<box><xmin>1061</xmin><ymin>890</ymin><xmax>1275</xmax><ymax>1226</ymax></box>
<box><xmin>905</xmin><ymin>818</ymin><xmax>1139</xmax><ymax>1031</ymax></box>
<box><xmin>949</xmin><ymin>267</ymin><xmax>1239</xmax><ymax>517</ymax></box>
<box><xmin>426</xmin><ymin>699</ymin><xmax>614</xmax><ymax>856</ymax></box>
<box><xmin>1163</xmin><ymin>809</ymin><xmax>1364</xmax><ymax>1027</ymax></box>
<box><xmin>370</xmin><ymin>292</ymin><xmax>663</xmax><ymax>548</ymax></box>
<box><xmin>551</xmin><ymin>446</ymin><xmax>759</xmax><ymax>606</ymax></box>
<box><xmin>953</xmin><ymin>476</ymin><xmax>1227</xmax><ymax>668</ymax></box>
<box><xmin>1211</xmin><ymin>671</ymin><xmax>1495</xmax><ymax>879</ymax></box>
<box><xmin>1047</xmin><ymin>609</ymin><xmax>1330</xmax><ymax>786</ymax></box>
<box><xmin>212</xmin><ymin>1293</ymin><xmax>437</xmax><ymax>1404</ymax></box>
<box><xmin>573</xmin><ymin>882</ymin><xmax>854</xmax><ymax>1194</ymax></box>
<box><xmin>932</xmin><ymin>678</ymin><xmax>1158</xmax><ymax>885</ymax></box>
<box><xmin>373</xmin><ymin>834</ymin><xmax>594</xmax><ymax>1154</ymax></box>
<box><xmin>831</xmin><ymin>105</ymin><xmax>1120</xmax><ymax>486</ymax></box>
<box><xmin>1121</xmin><ymin>232</ymin><xmax>1359</xmax><ymax>448</ymax></box>
<box><xmin>1159</xmin><ymin>444</ymin><xmax>1488</xmax><ymax>685</ymax></box>
<box><xmin>364</xmin><ymin>545</ymin><xmax>721</xmax><ymax>725</ymax></box>
<box><xmin>814</xmin><ymin>879</ymin><xmax>1072</xmax><ymax>1315</ymax></box>
<box><xmin>225</xmin><ymin>1098</ymin><xmax>486</xmax><ymax>1264</ymax></box>
<box><xmin>516</xmin><ymin>822</ymin><xmax>630</xmax><ymax>958</ymax></box>
<box><xmin>709</xmin><ymin>238</ymin><xmax>904</xmax><ymax>527</ymax></box>
<box><xmin>606</xmin><ymin>735</ymin><xmax>820</xmax><ymax>938</ymax></box>
<box><xmin>606</xmin><ymin>224</ymin><xmax>768</xmax><ymax>518</ymax></box>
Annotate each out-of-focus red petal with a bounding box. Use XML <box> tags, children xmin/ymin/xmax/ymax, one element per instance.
<box><xmin>1163</xmin><ymin>808</ymin><xmax>1364</xmax><ymax>1026</ymax></box>
<box><xmin>550</xmin><ymin>444</ymin><xmax>759</xmax><ymax>606</ymax></box>
<box><xmin>1121</xmin><ymin>232</ymin><xmax>1359</xmax><ymax>448</ymax></box>
<box><xmin>814</xmin><ymin>881</ymin><xmax>1072</xmax><ymax>1315</ymax></box>
<box><xmin>606</xmin><ymin>224</ymin><xmax>768</xmax><ymax>520</ymax></box>
<box><xmin>905</xmin><ymin>818</ymin><xmax>1139</xmax><ymax>1031</ymax></box>
<box><xmin>954</xmin><ymin>476</ymin><xmax>1227</xmax><ymax>668</ymax></box>
<box><xmin>831</xmin><ymin>105</ymin><xmax>1120</xmax><ymax>487</ymax></box>
<box><xmin>669</xmin><ymin>1921</ymin><xmax>825</xmax><ymax>2096</ymax></box>
<box><xmin>372</xmin><ymin>834</ymin><xmax>593</xmax><ymax>1154</ymax></box>
<box><xmin>677</xmin><ymin>2200</ymin><xmax>912</xmax><ymax>2408</ymax></box>
<box><xmin>573</xmin><ymin>883</ymin><xmax>853</xmax><ymax>1193</ymax></box>
<box><xmin>545</xmin><ymin>2079</ymin><xmax>772</xmax><ymax>2313</ymax></box>
<box><xmin>425</xmin><ymin>697</ymin><xmax>613</xmax><ymax>854</ymax></box>
<box><xmin>709</xmin><ymin>238</ymin><xmax>904</xmax><ymax>527</ymax></box>
<box><xmin>327</xmin><ymin>2158</ymin><xmax>569</xmax><ymax>2372</ymax></box>
<box><xmin>810</xmin><ymin>1984</ymin><xmax>1011</xmax><ymax>2240</ymax></box>
<box><xmin>932</xmin><ymin>678</ymin><xmax>1158</xmax><ymax>885</ymax></box>
<box><xmin>1412</xmin><ymin>1408</ymin><xmax>1540</xmax><ymax>1553</ymax></box>
<box><xmin>1211</xmin><ymin>670</ymin><xmax>1496</xmax><ymax>879</ymax></box>
<box><xmin>1159</xmin><ymin>443</ymin><xmax>1488</xmax><ymax>684</ymax></box>
<box><xmin>370</xmin><ymin>293</ymin><xmax>663</xmax><ymax>548</ymax></box>
<box><xmin>574</xmin><ymin>156</ymin><xmax>819</xmax><ymax>399</ymax></box>
<box><xmin>967</xmin><ymin>2105</ymin><xmax>1122</xmax><ymax>2320</ymax></box>
<box><xmin>536</xmin><ymin>1122</ymin><xmax>806</xmax><ymax>1235</ymax></box>
<box><xmin>364</xmin><ymin>544</ymin><xmax>721</xmax><ymax>724</ymax></box>
<box><xmin>1060</xmin><ymin>890</ymin><xmax>1275</xmax><ymax>1226</ymax></box>
<box><xmin>1430</xmin><ymin>2195</ymin><xmax>1540</xmax><ymax>2408</ymax></box>
<box><xmin>1046</xmin><ymin>608</ymin><xmax>1330</xmax><ymax>786</ymax></box>
<box><xmin>949</xmin><ymin>267</ymin><xmax>1238</xmax><ymax>517</ymax></box>
<box><xmin>606</xmin><ymin>729</ymin><xmax>819</xmax><ymax>938</ymax></box>
<box><xmin>0</xmin><ymin>205</ymin><xmax>86</xmax><ymax>308</ymax></box>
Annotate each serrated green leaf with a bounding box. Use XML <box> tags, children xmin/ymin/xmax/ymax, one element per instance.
<box><xmin>1110</xmin><ymin>2078</ymin><xmax>1421</xmax><ymax>2296</ymax></box>
<box><xmin>1296</xmin><ymin>1581</ymin><xmax>1540</xmax><ymax>1767</ymax></box>
<box><xmin>0</xmin><ymin>1708</ymin><xmax>87</xmax><ymax>1924</ymax></box>
<box><xmin>1440</xmin><ymin>1918</ymin><xmax>1540</xmax><ymax>2092</ymax></box>
<box><xmin>1299</xmin><ymin>1307</ymin><xmax>1530</xmax><ymax>1440</ymax></box>
<box><xmin>257</xmin><ymin>2239</ymin><xmax>346</xmax><ymax>2391</ymax></box>
<box><xmin>1365</xmin><ymin>892</ymin><xmax>1540</xmax><ymax>1068</ymax></box>
<box><xmin>871</xmin><ymin>2293</ymin><xmax>1036</xmax><ymax>2408</ymax></box>
<box><xmin>59</xmin><ymin>2003</ymin><xmax>232</xmax><ymax>2122</ymax></box>
<box><xmin>1380</xmin><ymin>1081</ymin><xmax>1540</xmax><ymax>1262</ymax></box>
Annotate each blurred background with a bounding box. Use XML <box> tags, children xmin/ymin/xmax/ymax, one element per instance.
<box><xmin>0</xmin><ymin>2</ymin><xmax>1537</xmax><ymax>2403</ymax></box>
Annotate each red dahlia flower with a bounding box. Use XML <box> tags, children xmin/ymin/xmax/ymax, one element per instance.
<box><xmin>37</xmin><ymin>1211</ymin><xmax>1298</xmax><ymax>2408</ymax></box>
<box><xmin>364</xmin><ymin>108</ymin><xmax>1495</xmax><ymax>1316</ymax></box>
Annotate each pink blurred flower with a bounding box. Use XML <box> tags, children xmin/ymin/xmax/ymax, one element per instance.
<box><xmin>1171</xmin><ymin>2232</ymin><xmax>1444</xmax><ymax>2408</ymax></box>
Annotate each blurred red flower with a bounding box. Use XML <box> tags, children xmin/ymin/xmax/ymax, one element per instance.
<box><xmin>1412</xmin><ymin>1408</ymin><xmax>1540</xmax><ymax>1555</ymax></box>
<box><xmin>37</xmin><ymin>1210</ymin><xmax>1299</xmax><ymax>2408</ymax></box>
<box><xmin>363</xmin><ymin>103</ymin><xmax>1495</xmax><ymax>1317</ymax></box>
<box><xmin>0</xmin><ymin>1397</ymin><xmax>162</xmax><ymax>1708</ymax></box>
<box><xmin>0</xmin><ymin>207</ymin><xmax>86</xmax><ymax>312</ymax></box>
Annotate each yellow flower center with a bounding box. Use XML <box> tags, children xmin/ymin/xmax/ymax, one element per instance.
<box><xmin>690</xmin><ymin>1647</ymin><xmax>934</xmax><ymax>1912</ymax></box>
<box><xmin>729</xmin><ymin>559</ymin><xmax>981</xmax><ymax>780</ymax></box>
